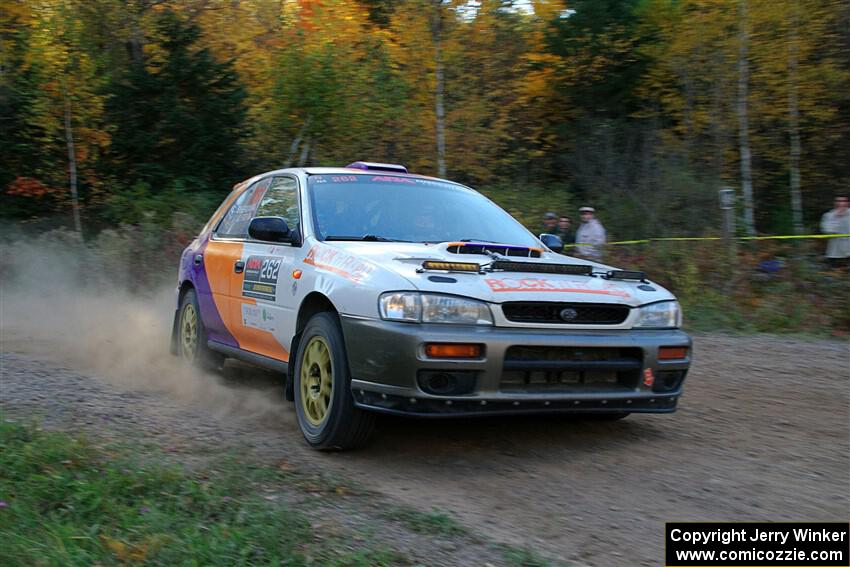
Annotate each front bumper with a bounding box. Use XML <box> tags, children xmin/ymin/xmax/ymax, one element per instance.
<box><xmin>340</xmin><ymin>315</ymin><xmax>692</xmax><ymax>417</ymax></box>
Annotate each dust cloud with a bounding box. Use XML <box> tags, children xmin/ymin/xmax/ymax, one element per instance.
<box><xmin>0</xmin><ymin>232</ymin><xmax>286</xmax><ymax>421</ymax></box>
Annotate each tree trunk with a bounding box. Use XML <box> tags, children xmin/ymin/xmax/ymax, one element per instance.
<box><xmin>64</xmin><ymin>93</ymin><xmax>82</xmax><ymax>235</ymax></box>
<box><xmin>788</xmin><ymin>0</ymin><xmax>803</xmax><ymax>235</ymax></box>
<box><xmin>284</xmin><ymin>118</ymin><xmax>311</xmax><ymax>168</ymax></box>
<box><xmin>431</xmin><ymin>1</ymin><xmax>446</xmax><ymax>178</ymax></box>
<box><xmin>737</xmin><ymin>0</ymin><xmax>756</xmax><ymax>236</ymax></box>
<box><xmin>297</xmin><ymin>137</ymin><xmax>311</xmax><ymax>167</ymax></box>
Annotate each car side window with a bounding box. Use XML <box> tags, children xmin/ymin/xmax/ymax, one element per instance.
<box><xmin>215</xmin><ymin>178</ymin><xmax>271</xmax><ymax>238</ymax></box>
<box><xmin>256</xmin><ymin>177</ymin><xmax>300</xmax><ymax>233</ymax></box>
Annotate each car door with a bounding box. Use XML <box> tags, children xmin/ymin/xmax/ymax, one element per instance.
<box><xmin>232</xmin><ymin>175</ymin><xmax>303</xmax><ymax>363</ymax></box>
<box><xmin>203</xmin><ymin>177</ymin><xmax>271</xmax><ymax>345</ymax></box>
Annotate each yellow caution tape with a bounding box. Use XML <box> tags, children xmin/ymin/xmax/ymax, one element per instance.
<box><xmin>564</xmin><ymin>234</ymin><xmax>850</xmax><ymax>247</ymax></box>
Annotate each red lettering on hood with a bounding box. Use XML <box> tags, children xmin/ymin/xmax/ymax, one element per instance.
<box><xmin>485</xmin><ymin>277</ymin><xmax>630</xmax><ymax>298</ymax></box>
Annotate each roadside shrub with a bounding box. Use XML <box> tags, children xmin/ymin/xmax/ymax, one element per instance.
<box><xmin>607</xmin><ymin>240</ymin><xmax>849</xmax><ymax>335</ymax></box>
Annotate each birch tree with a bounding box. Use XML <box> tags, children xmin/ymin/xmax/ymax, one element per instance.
<box><xmin>737</xmin><ymin>0</ymin><xmax>756</xmax><ymax>236</ymax></box>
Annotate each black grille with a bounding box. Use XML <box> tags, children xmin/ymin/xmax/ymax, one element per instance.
<box><xmin>502</xmin><ymin>302</ymin><xmax>629</xmax><ymax>324</ymax></box>
<box><xmin>501</xmin><ymin>346</ymin><xmax>643</xmax><ymax>393</ymax></box>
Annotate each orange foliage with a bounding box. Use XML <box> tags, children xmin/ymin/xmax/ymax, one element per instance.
<box><xmin>5</xmin><ymin>177</ymin><xmax>58</xmax><ymax>198</ymax></box>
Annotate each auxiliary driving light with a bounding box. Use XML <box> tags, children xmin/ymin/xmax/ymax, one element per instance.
<box><xmin>421</xmin><ymin>260</ymin><xmax>481</xmax><ymax>272</ymax></box>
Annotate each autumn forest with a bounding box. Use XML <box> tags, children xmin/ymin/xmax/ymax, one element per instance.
<box><xmin>2</xmin><ymin>0</ymin><xmax>849</xmax><ymax>240</ymax></box>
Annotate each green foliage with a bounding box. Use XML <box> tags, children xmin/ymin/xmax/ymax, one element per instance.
<box><xmin>100</xmin><ymin>180</ymin><xmax>220</xmax><ymax>228</ymax></box>
<box><xmin>0</xmin><ymin>420</ymin><xmax>402</xmax><ymax>566</ymax></box>
<box><xmin>482</xmin><ymin>183</ymin><xmax>576</xmax><ymax>231</ymax></box>
<box><xmin>104</xmin><ymin>9</ymin><xmax>246</xmax><ymax>196</ymax></box>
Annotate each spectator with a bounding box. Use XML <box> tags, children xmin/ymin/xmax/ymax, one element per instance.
<box><xmin>541</xmin><ymin>211</ymin><xmax>558</xmax><ymax>236</ymax></box>
<box><xmin>575</xmin><ymin>206</ymin><xmax>606</xmax><ymax>259</ymax></box>
<box><xmin>558</xmin><ymin>216</ymin><xmax>575</xmax><ymax>245</ymax></box>
<box><xmin>821</xmin><ymin>194</ymin><xmax>850</xmax><ymax>267</ymax></box>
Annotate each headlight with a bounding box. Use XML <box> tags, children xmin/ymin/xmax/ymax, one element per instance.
<box><xmin>379</xmin><ymin>292</ymin><xmax>493</xmax><ymax>325</ymax></box>
<box><xmin>634</xmin><ymin>300</ymin><xmax>682</xmax><ymax>329</ymax></box>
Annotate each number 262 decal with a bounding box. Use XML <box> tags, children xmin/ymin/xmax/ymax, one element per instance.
<box><xmin>242</xmin><ymin>256</ymin><xmax>281</xmax><ymax>300</ymax></box>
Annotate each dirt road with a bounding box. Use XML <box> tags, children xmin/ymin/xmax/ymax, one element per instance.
<box><xmin>2</xmin><ymin>329</ymin><xmax>847</xmax><ymax>566</ymax></box>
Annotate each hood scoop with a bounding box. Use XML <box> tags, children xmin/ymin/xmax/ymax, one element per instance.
<box><xmin>447</xmin><ymin>242</ymin><xmax>541</xmax><ymax>258</ymax></box>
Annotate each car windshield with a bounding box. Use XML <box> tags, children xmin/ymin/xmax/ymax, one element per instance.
<box><xmin>307</xmin><ymin>174</ymin><xmax>539</xmax><ymax>247</ymax></box>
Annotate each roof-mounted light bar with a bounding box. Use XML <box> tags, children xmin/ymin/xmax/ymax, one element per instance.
<box><xmin>345</xmin><ymin>161</ymin><xmax>409</xmax><ymax>174</ymax></box>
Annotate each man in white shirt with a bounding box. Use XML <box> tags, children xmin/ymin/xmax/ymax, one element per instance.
<box><xmin>821</xmin><ymin>194</ymin><xmax>850</xmax><ymax>267</ymax></box>
<box><xmin>574</xmin><ymin>206</ymin><xmax>607</xmax><ymax>259</ymax></box>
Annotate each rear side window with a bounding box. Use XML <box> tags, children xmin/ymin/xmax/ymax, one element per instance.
<box><xmin>215</xmin><ymin>178</ymin><xmax>270</xmax><ymax>238</ymax></box>
<box><xmin>256</xmin><ymin>176</ymin><xmax>300</xmax><ymax>233</ymax></box>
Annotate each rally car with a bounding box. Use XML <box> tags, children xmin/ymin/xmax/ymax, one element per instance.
<box><xmin>171</xmin><ymin>162</ymin><xmax>692</xmax><ymax>450</ymax></box>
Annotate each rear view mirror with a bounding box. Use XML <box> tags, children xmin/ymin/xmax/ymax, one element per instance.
<box><xmin>249</xmin><ymin>216</ymin><xmax>291</xmax><ymax>243</ymax></box>
<box><xmin>539</xmin><ymin>233</ymin><xmax>564</xmax><ymax>252</ymax></box>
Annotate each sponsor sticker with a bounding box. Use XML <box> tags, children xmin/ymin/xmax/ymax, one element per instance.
<box><xmin>303</xmin><ymin>245</ymin><xmax>375</xmax><ymax>283</ymax></box>
<box><xmin>241</xmin><ymin>303</ymin><xmax>277</xmax><ymax>332</ymax></box>
<box><xmin>484</xmin><ymin>277</ymin><xmax>631</xmax><ymax>298</ymax></box>
<box><xmin>242</xmin><ymin>256</ymin><xmax>282</xmax><ymax>301</ymax></box>
<box><xmin>371</xmin><ymin>175</ymin><xmax>415</xmax><ymax>184</ymax></box>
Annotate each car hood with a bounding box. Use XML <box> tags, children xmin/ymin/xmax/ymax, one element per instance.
<box><xmin>325</xmin><ymin>241</ymin><xmax>675</xmax><ymax>307</ymax></box>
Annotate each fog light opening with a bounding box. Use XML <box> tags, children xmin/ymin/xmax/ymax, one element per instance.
<box><xmin>417</xmin><ymin>370</ymin><xmax>477</xmax><ymax>396</ymax></box>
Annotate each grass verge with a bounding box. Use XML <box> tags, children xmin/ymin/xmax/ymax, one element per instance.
<box><xmin>382</xmin><ymin>505</ymin><xmax>467</xmax><ymax>538</ymax></box>
<box><xmin>0</xmin><ymin>420</ymin><xmax>402</xmax><ymax>566</ymax></box>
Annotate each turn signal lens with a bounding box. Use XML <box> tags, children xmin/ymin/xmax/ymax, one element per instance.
<box><xmin>425</xmin><ymin>343</ymin><xmax>483</xmax><ymax>359</ymax></box>
<box><xmin>658</xmin><ymin>346</ymin><xmax>688</xmax><ymax>360</ymax></box>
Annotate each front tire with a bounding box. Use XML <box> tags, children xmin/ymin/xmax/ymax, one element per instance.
<box><xmin>177</xmin><ymin>289</ymin><xmax>223</xmax><ymax>371</ymax></box>
<box><xmin>293</xmin><ymin>312</ymin><xmax>375</xmax><ymax>450</ymax></box>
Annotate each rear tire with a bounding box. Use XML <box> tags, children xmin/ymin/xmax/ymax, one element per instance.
<box><xmin>293</xmin><ymin>312</ymin><xmax>375</xmax><ymax>450</ymax></box>
<box><xmin>177</xmin><ymin>289</ymin><xmax>224</xmax><ymax>371</ymax></box>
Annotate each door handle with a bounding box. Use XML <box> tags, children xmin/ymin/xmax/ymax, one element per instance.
<box><xmin>194</xmin><ymin>254</ymin><xmax>203</xmax><ymax>266</ymax></box>
<box><xmin>234</xmin><ymin>260</ymin><xmax>245</xmax><ymax>273</ymax></box>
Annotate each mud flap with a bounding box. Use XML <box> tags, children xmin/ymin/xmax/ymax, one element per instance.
<box><xmin>285</xmin><ymin>331</ymin><xmax>302</xmax><ymax>401</ymax></box>
<box><xmin>169</xmin><ymin>308</ymin><xmax>180</xmax><ymax>356</ymax></box>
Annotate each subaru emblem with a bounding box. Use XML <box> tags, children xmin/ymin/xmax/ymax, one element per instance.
<box><xmin>559</xmin><ymin>308</ymin><xmax>578</xmax><ymax>321</ymax></box>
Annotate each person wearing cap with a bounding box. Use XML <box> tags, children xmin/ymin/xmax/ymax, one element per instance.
<box><xmin>541</xmin><ymin>211</ymin><xmax>559</xmax><ymax>236</ymax></box>
<box><xmin>575</xmin><ymin>206</ymin><xmax>606</xmax><ymax>258</ymax></box>
<box><xmin>558</xmin><ymin>216</ymin><xmax>575</xmax><ymax>245</ymax></box>
<box><xmin>821</xmin><ymin>194</ymin><xmax>850</xmax><ymax>267</ymax></box>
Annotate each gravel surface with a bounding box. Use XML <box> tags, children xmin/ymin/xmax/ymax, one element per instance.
<box><xmin>1</xmin><ymin>333</ymin><xmax>848</xmax><ymax>566</ymax></box>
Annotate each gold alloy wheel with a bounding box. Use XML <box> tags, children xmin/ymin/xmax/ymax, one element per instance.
<box><xmin>180</xmin><ymin>303</ymin><xmax>199</xmax><ymax>360</ymax></box>
<box><xmin>300</xmin><ymin>336</ymin><xmax>333</xmax><ymax>426</ymax></box>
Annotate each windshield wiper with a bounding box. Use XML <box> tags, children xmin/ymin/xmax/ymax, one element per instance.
<box><xmin>325</xmin><ymin>235</ymin><xmax>408</xmax><ymax>242</ymax></box>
